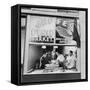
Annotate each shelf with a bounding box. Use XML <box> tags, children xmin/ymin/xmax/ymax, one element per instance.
<box><xmin>21</xmin><ymin>9</ymin><xmax>79</xmax><ymax>18</ymax></box>
<box><xmin>28</xmin><ymin>42</ymin><xmax>77</xmax><ymax>46</ymax></box>
<box><xmin>24</xmin><ymin>69</ymin><xmax>80</xmax><ymax>75</ymax></box>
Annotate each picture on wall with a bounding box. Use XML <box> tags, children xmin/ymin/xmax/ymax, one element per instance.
<box><xmin>11</xmin><ymin>4</ymin><xmax>88</xmax><ymax>85</ymax></box>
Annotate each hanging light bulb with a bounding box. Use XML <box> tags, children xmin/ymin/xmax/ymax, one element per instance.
<box><xmin>42</xmin><ymin>45</ymin><xmax>46</xmax><ymax>49</ymax></box>
<box><xmin>54</xmin><ymin>46</ymin><xmax>58</xmax><ymax>49</ymax></box>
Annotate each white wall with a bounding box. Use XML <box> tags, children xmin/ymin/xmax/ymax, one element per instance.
<box><xmin>0</xmin><ymin>0</ymin><xmax>89</xmax><ymax>90</ymax></box>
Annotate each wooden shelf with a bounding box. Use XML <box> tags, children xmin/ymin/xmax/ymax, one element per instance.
<box><xmin>28</xmin><ymin>42</ymin><xmax>77</xmax><ymax>46</ymax></box>
<box><xmin>21</xmin><ymin>9</ymin><xmax>79</xmax><ymax>18</ymax></box>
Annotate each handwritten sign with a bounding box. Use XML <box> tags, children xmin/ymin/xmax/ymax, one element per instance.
<box><xmin>29</xmin><ymin>16</ymin><xmax>56</xmax><ymax>42</ymax></box>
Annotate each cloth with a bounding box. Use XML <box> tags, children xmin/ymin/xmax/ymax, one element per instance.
<box><xmin>57</xmin><ymin>54</ymin><xmax>65</xmax><ymax>62</ymax></box>
<box><xmin>65</xmin><ymin>55</ymin><xmax>77</xmax><ymax>69</ymax></box>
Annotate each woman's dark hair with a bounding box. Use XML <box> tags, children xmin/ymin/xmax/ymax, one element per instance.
<box><xmin>70</xmin><ymin>51</ymin><xmax>73</xmax><ymax>56</ymax></box>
